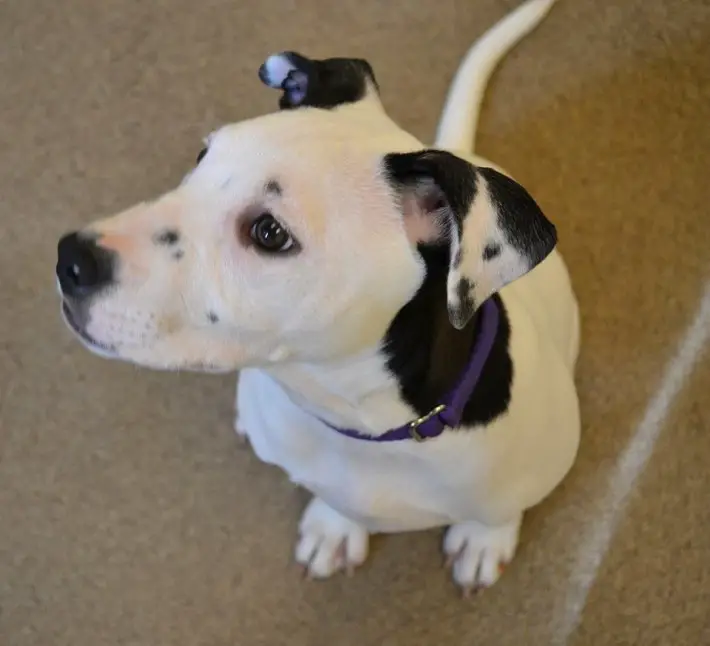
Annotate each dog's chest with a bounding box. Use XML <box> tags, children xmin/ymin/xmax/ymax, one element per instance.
<box><xmin>237</xmin><ymin>368</ymin><xmax>469</xmax><ymax>532</ymax></box>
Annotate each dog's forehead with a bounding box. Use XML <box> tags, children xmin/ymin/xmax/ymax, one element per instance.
<box><xmin>178</xmin><ymin>109</ymin><xmax>407</xmax><ymax>251</ymax></box>
<box><xmin>205</xmin><ymin>110</ymin><xmax>396</xmax><ymax>206</ymax></box>
<box><xmin>213</xmin><ymin>108</ymin><xmax>399</xmax><ymax>167</ymax></box>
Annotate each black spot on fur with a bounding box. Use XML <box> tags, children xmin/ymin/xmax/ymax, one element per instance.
<box><xmin>483</xmin><ymin>242</ymin><xmax>501</xmax><ymax>261</ymax></box>
<box><xmin>154</xmin><ymin>229</ymin><xmax>180</xmax><ymax>246</ymax></box>
<box><xmin>382</xmin><ymin>244</ymin><xmax>512</xmax><ymax>429</ymax></box>
<box><xmin>172</xmin><ymin>250</ymin><xmax>184</xmax><ymax>261</ymax></box>
<box><xmin>206</xmin><ymin>311</ymin><xmax>219</xmax><ymax>324</ymax></box>
<box><xmin>260</xmin><ymin>52</ymin><xmax>378</xmax><ymax>110</ymax></box>
<box><xmin>265</xmin><ymin>180</ymin><xmax>282</xmax><ymax>196</ymax></box>
<box><xmin>479</xmin><ymin>167</ymin><xmax>557</xmax><ymax>265</ymax></box>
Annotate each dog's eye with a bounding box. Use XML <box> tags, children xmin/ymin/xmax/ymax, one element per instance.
<box><xmin>250</xmin><ymin>213</ymin><xmax>295</xmax><ymax>253</ymax></box>
<box><xmin>196</xmin><ymin>147</ymin><xmax>208</xmax><ymax>164</ymax></box>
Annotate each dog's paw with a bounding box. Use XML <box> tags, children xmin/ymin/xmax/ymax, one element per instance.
<box><xmin>443</xmin><ymin>516</ymin><xmax>521</xmax><ymax>595</ymax></box>
<box><xmin>295</xmin><ymin>497</ymin><xmax>369</xmax><ymax>579</ymax></box>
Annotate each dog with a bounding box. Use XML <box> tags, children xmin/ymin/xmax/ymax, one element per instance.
<box><xmin>56</xmin><ymin>0</ymin><xmax>580</xmax><ymax>593</ymax></box>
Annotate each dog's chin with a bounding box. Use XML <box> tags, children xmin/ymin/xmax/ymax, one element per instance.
<box><xmin>173</xmin><ymin>362</ymin><xmax>235</xmax><ymax>374</ymax></box>
<box><xmin>61</xmin><ymin>302</ymin><xmax>118</xmax><ymax>360</ymax></box>
<box><xmin>107</xmin><ymin>339</ymin><xmax>239</xmax><ymax>375</ymax></box>
<box><xmin>120</xmin><ymin>354</ymin><xmax>237</xmax><ymax>374</ymax></box>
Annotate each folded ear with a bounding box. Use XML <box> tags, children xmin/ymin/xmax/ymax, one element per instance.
<box><xmin>384</xmin><ymin>150</ymin><xmax>557</xmax><ymax>329</ymax></box>
<box><xmin>258</xmin><ymin>51</ymin><xmax>380</xmax><ymax>110</ymax></box>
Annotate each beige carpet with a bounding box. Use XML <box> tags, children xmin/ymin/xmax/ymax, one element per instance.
<box><xmin>1</xmin><ymin>0</ymin><xmax>709</xmax><ymax>644</ymax></box>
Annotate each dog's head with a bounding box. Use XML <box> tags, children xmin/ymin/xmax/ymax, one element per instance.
<box><xmin>56</xmin><ymin>53</ymin><xmax>556</xmax><ymax>372</ymax></box>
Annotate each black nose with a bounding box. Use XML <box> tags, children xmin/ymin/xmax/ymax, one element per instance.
<box><xmin>56</xmin><ymin>232</ymin><xmax>114</xmax><ymax>298</ymax></box>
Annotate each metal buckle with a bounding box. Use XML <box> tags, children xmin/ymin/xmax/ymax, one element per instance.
<box><xmin>408</xmin><ymin>404</ymin><xmax>447</xmax><ymax>442</ymax></box>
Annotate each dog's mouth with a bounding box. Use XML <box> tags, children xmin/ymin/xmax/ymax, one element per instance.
<box><xmin>61</xmin><ymin>301</ymin><xmax>117</xmax><ymax>358</ymax></box>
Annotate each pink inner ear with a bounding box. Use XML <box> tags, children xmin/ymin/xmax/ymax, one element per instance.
<box><xmin>401</xmin><ymin>192</ymin><xmax>445</xmax><ymax>245</ymax></box>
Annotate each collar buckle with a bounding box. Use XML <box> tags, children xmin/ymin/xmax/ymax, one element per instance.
<box><xmin>408</xmin><ymin>404</ymin><xmax>447</xmax><ymax>442</ymax></box>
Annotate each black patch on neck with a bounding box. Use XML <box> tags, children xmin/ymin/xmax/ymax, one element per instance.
<box><xmin>382</xmin><ymin>244</ymin><xmax>512</xmax><ymax>428</ymax></box>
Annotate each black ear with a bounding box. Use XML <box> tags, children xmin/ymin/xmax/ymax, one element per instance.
<box><xmin>258</xmin><ymin>52</ymin><xmax>379</xmax><ymax>110</ymax></box>
<box><xmin>385</xmin><ymin>150</ymin><xmax>557</xmax><ymax>329</ymax></box>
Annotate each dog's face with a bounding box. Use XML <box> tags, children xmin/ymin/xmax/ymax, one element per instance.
<box><xmin>56</xmin><ymin>53</ymin><xmax>557</xmax><ymax>372</ymax></box>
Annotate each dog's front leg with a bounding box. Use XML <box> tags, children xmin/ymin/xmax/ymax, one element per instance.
<box><xmin>235</xmin><ymin>369</ymin><xmax>369</xmax><ymax>576</ymax></box>
<box><xmin>233</xmin><ymin>368</ymin><xmax>282</xmax><ymax>465</ymax></box>
<box><xmin>444</xmin><ymin>515</ymin><xmax>522</xmax><ymax>595</ymax></box>
<box><xmin>296</xmin><ymin>497</ymin><xmax>369</xmax><ymax>579</ymax></box>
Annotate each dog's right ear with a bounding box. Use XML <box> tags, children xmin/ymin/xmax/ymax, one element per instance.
<box><xmin>385</xmin><ymin>150</ymin><xmax>557</xmax><ymax>329</ymax></box>
<box><xmin>258</xmin><ymin>52</ymin><xmax>380</xmax><ymax>110</ymax></box>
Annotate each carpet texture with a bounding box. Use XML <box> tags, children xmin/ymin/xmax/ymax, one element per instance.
<box><xmin>1</xmin><ymin>1</ymin><xmax>709</xmax><ymax>644</ymax></box>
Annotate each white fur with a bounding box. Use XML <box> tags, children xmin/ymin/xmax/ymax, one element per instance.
<box><xmin>62</xmin><ymin>0</ymin><xmax>579</xmax><ymax>590</ymax></box>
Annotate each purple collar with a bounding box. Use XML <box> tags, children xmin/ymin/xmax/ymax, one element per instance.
<box><xmin>321</xmin><ymin>298</ymin><xmax>500</xmax><ymax>443</ymax></box>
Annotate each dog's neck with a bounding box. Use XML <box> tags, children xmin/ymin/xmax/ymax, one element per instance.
<box><xmin>265</xmin><ymin>346</ymin><xmax>413</xmax><ymax>433</ymax></box>
<box><xmin>265</xmin><ymin>244</ymin><xmax>486</xmax><ymax>436</ymax></box>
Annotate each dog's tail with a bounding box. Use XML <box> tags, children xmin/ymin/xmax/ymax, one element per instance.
<box><xmin>434</xmin><ymin>0</ymin><xmax>556</xmax><ymax>153</ymax></box>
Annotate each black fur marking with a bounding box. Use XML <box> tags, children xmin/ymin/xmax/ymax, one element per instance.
<box><xmin>479</xmin><ymin>167</ymin><xmax>557</xmax><ymax>265</ymax></box>
<box><xmin>260</xmin><ymin>52</ymin><xmax>378</xmax><ymax>110</ymax></box>
<box><xmin>265</xmin><ymin>180</ymin><xmax>282</xmax><ymax>196</ymax></box>
<box><xmin>382</xmin><ymin>244</ymin><xmax>512</xmax><ymax>428</ymax></box>
<box><xmin>207</xmin><ymin>311</ymin><xmax>219</xmax><ymax>324</ymax></box>
<box><xmin>154</xmin><ymin>229</ymin><xmax>180</xmax><ymax>246</ymax></box>
<box><xmin>483</xmin><ymin>242</ymin><xmax>502</xmax><ymax>261</ymax></box>
<box><xmin>172</xmin><ymin>249</ymin><xmax>184</xmax><ymax>261</ymax></box>
<box><xmin>450</xmin><ymin>278</ymin><xmax>476</xmax><ymax>329</ymax></box>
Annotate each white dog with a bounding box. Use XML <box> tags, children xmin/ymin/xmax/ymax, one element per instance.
<box><xmin>56</xmin><ymin>0</ymin><xmax>580</xmax><ymax>593</ymax></box>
